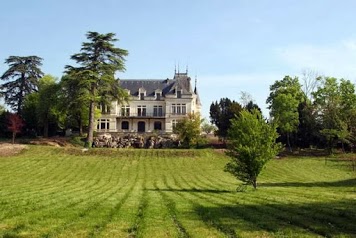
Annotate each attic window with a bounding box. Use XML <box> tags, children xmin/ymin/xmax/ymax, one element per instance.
<box><xmin>156</xmin><ymin>92</ymin><xmax>161</xmax><ymax>100</ymax></box>
<box><xmin>140</xmin><ymin>93</ymin><xmax>144</xmax><ymax>100</ymax></box>
<box><xmin>177</xmin><ymin>90</ymin><xmax>182</xmax><ymax>98</ymax></box>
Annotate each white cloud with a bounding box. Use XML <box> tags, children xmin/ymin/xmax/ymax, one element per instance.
<box><xmin>343</xmin><ymin>40</ymin><xmax>356</xmax><ymax>50</ymax></box>
<box><xmin>277</xmin><ymin>40</ymin><xmax>356</xmax><ymax>80</ymax></box>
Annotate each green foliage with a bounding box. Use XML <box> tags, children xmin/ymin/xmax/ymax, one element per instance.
<box><xmin>201</xmin><ymin>119</ymin><xmax>216</xmax><ymax>135</ymax></box>
<box><xmin>297</xmin><ymin>100</ymin><xmax>320</xmax><ymax>148</ymax></box>
<box><xmin>59</xmin><ymin>74</ymin><xmax>90</xmax><ymax>135</ymax></box>
<box><xmin>38</xmin><ymin>75</ymin><xmax>63</xmax><ymax>137</ymax></box>
<box><xmin>209</xmin><ymin>98</ymin><xmax>242</xmax><ymax>140</ymax></box>
<box><xmin>21</xmin><ymin>75</ymin><xmax>63</xmax><ymax>137</ymax></box>
<box><xmin>65</xmin><ymin>31</ymin><xmax>129</xmax><ymax>147</ymax></box>
<box><xmin>225</xmin><ymin>109</ymin><xmax>282</xmax><ymax>189</ymax></box>
<box><xmin>267</xmin><ymin>76</ymin><xmax>303</xmax><ymax>151</ymax></box>
<box><xmin>22</xmin><ymin>93</ymin><xmax>40</xmax><ymax>135</ymax></box>
<box><xmin>69</xmin><ymin>136</ymin><xmax>86</xmax><ymax>147</ymax></box>
<box><xmin>173</xmin><ymin>113</ymin><xmax>202</xmax><ymax>148</ymax></box>
<box><xmin>244</xmin><ymin>100</ymin><xmax>261</xmax><ymax>114</ymax></box>
<box><xmin>312</xmin><ymin>77</ymin><xmax>356</xmax><ymax>153</ymax></box>
<box><xmin>0</xmin><ymin>56</ymin><xmax>44</xmax><ymax>114</ymax></box>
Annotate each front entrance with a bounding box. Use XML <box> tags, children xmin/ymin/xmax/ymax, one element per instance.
<box><xmin>137</xmin><ymin>121</ymin><xmax>145</xmax><ymax>133</ymax></box>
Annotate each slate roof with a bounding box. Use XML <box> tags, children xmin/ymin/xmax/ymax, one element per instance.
<box><xmin>119</xmin><ymin>72</ymin><xmax>196</xmax><ymax>97</ymax></box>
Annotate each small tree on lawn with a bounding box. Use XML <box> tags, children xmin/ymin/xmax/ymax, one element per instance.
<box><xmin>173</xmin><ymin>113</ymin><xmax>202</xmax><ymax>148</ymax></box>
<box><xmin>225</xmin><ymin>109</ymin><xmax>282</xmax><ymax>189</ymax></box>
<box><xmin>7</xmin><ymin>113</ymin><xmax>24</xmax><ymax>144</ymax></box>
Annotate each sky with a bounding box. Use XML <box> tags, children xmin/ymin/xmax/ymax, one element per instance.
<box><xmin>2</xmin><ymin>0</ymin><xmax>356</xmax><ymax>119</ymax></box>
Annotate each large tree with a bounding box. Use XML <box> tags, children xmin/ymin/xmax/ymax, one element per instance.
<box><xmin>225</xmin><ymin>109</ymin><xmax>282</xmax><ymax>189</ymax></box>
<box><xmin>65</xmin><ymin>32</ymin><xmax>129</xmax><ymax>147</ymax></box>
<box><xmin>313</xmin><ymin>77</ymin><xmax>355</xmax><ymax>153</ymax></box>
<box><xmin>22</xmin><ymin>75</ymin><xmax>63</xmax><ymax>137</ymax></box>
<box><xmin>267</xmin><ymin>76</ymin><xmax>303</xmax><ymax>151</ymax></box>
<box><xmin>37</xmin><ymin>75</ymin><xmax>62</xmax><ymax>137</ymax></box>
<box><xmin>0</xmin><ymin>56</ymin><xmax>44</xmax><ymax>114</ymax></box>
<box><xmin>59</xmin><ymin>74</ymin><xmax>90</xmax><ymax>136</ymax></box>
<box><xmin>210</xmin><ymin>98</ymin><xmax>242</xmax><ymax>140</ymax></box>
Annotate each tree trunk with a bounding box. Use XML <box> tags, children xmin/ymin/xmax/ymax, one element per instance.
<box><xmin>252</xmin><ymin>179</ymin><xmax>257</xmax><ymax>189</ymax></box>
<box><xmin>287</xmin><ymin>133</ymin><xmax>292</xmax><ymax>152</ymax></box>
<box><xmin>86</xmin><ymin>100</ymin><xmax>96</xmax><ymax>148</ymax></box>
<box><xmin>43</xmin><ymin>115</ymin><xmax>49</xmax><ymax>138</ymax></box>
<box><xmin>18</xmin><ymin>73</ymin><xmax>25</xmax><ymax>115</ymax></box>
<box><xmin>79</xmin><ymin>121</ymin><xmax>83</xmax><ymax>137</ymax></box>
<box><xmin>77</xmin><ymin>117</ymin><xmax>83</xmax><ymax>137</ymax></box>
<box><xmin>12</xmin><ymin>132</ymin><xmax>16</xmax><ymax>144</ymax></box>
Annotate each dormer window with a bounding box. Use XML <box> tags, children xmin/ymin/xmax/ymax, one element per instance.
<box><xmin>177</xmin><ymin>90</ymin><xmax>182</xmax><ymax>98</ymax></box>
<box><xmin>139</xmin><ymin>87</ymin><xmax>146</xmax><ymax>100</ymax></box>
<box><xmin>154</xmin><ymin>89</ymin><xmax>162</xmax><ymax>100</ymax></box>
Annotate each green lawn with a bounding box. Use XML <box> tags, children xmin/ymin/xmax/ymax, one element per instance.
<box><xmin>0</xmin><ymin>146</ymin><xmax>355</xmax><ymax>238</ymax></box>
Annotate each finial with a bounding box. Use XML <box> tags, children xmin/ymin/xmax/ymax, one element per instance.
<box><xmin>186</xmin><ymin>65</ymin><xmax>188</xmax><ymax>74</ymax></box>
<box><xmin>177</xmin><ymin>62</ymin><xmax>180</xmax><ymax>74</ymax></box>
<box><xmin>174</xmin><ymin>64</ymin><xmax>176</xmax><ymax>74</ymax></box>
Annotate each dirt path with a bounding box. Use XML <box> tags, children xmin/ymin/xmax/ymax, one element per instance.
<box><xmin>0</xmin><ymin>143</ymin><xmax>28</xmax><ymax>157</ymax></box>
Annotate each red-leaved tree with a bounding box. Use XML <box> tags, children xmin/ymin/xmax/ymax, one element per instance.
<box><xmin>7</xmin><ymin>113</ymin><xmax>24</xmax><ymax>144</ymax></box>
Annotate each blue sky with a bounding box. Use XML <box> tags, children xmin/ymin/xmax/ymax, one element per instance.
<box><xmin>2</xmin><ymin>0</ymin><xmax>356</xmax><ymax>118</ymax></box>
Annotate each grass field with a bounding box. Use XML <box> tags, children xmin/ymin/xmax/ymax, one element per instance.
<box><xmin>0</xmin><ymin>146</ymin><xmax>355</xmax><ymax>238</ymax></box>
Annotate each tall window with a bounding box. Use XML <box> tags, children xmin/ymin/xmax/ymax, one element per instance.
<box><xmin>140</xmin><ymin>93</ymin><xmax>145</xmax><ymax>100</ymax></box>
<box><xmin>177</xmin><ymin>90</ymin><xmax>182</xmax><ymax>98</ymax></box>
<box><xmin>182</xmin><ymin>104</ymin><xmax>186</xmax><ymax>114</ymax></box>
<box><xmin>154</xmin><ymin>121</ymin><xmax>162</xmax><ymax>130</ymax></box>
<box><xmin>97</xmin><ymin>119</ymin><xmax>110</xmax><ymax>130</ymax></box>
<box><xmin>172</xmin><ymin>119</ymin><xmax>178</xmax><ymax>129</ymax></box>
<box><xmin>171</xmin><ymin>104</ymin><xmax>186</xmax><ymax>115</ymax></box>
<box><xmin>137</xmin><ymin>105</ymin><xmax>146</xmax><ymax>116</ymax></box>
<box><xmin>121</xmin><ymin>105</ymin><xmax>130</xmax><ymax>116</ymax></box>
<box><xmin>99</xmin><ymin>104</ymin><xmax>110</xmax><ymax>114</ymax></box>
<box><xmin>153</xmin><ymin>105</ymin><xmax>163</xmax><ymax>116</ymax></box>
<box><xmin>121</xmin><ymin>121</ymin><xmax>129</xmax><ymax>130</ymax></box>
<box><xmin>156</xmin><ymin>92</ymin><xmax>161</xmax><ymax>100</ymax></box>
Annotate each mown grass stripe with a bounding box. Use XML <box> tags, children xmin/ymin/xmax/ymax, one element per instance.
<box><xmin>169</xmin><ymin>157</ymin><xmax>354</xmax><ymax>237</ymax></box>
<box><xmin>165</xmin><ymin>157</ymin><xmax>318</xmax><ymax>237</ymax></box>
<box><xmin>0</xmin><ymin>147</ymin><xmax>354</xmax><ymax>237</ymax></box>
<box><xmin>41</xmin><ymin>159</ymin><xmax>134</xmax><ymax>237</ymax></box>
<box><xmin>0</xmin><ymin>155</ymin><xmax>123</xmax><ymax>221</ymax></box>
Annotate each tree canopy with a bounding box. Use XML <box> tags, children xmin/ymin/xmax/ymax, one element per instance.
<box><xmin>267</xmin><ymin>76</ymin><xmax>304</xmax><ymax>151</ymax></box>
<box><xmin>0</xmin><ymin>56</ymin><xmax>44</xmax><ymax>114</ymax></box>
<box><xmin>225</xmin><ymin>109</ymin><xmax>282</xmax><ymax>189</ymax></box>
<box><xmin>210</xmin><ymin>98</ymin><xmax>242</xmax><ymax>140</ymax></box>
<box><xmin>65</xmin><ymin>31</ymin><xmax>129</xmax><ymax>147</ymax></box>
<box><xmin>173</xmin><ymin>113</ymin><xmax>202</xmax><ymax>148</ymax></box>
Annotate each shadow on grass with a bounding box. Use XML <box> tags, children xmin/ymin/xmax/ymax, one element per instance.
<box><xmin>260</xmin><ymin>178</ymin><xmax>356</xmax><ymax>188</ymax></box>
<box><xmin>193</xmin><ymin>199</ymin><xmax>356</xmax><ymax>237</ymax></box>
<box><xmin>146</xmin><ymin>188</ymin><xmax>232</xmax><ymax>194</ymax></box>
